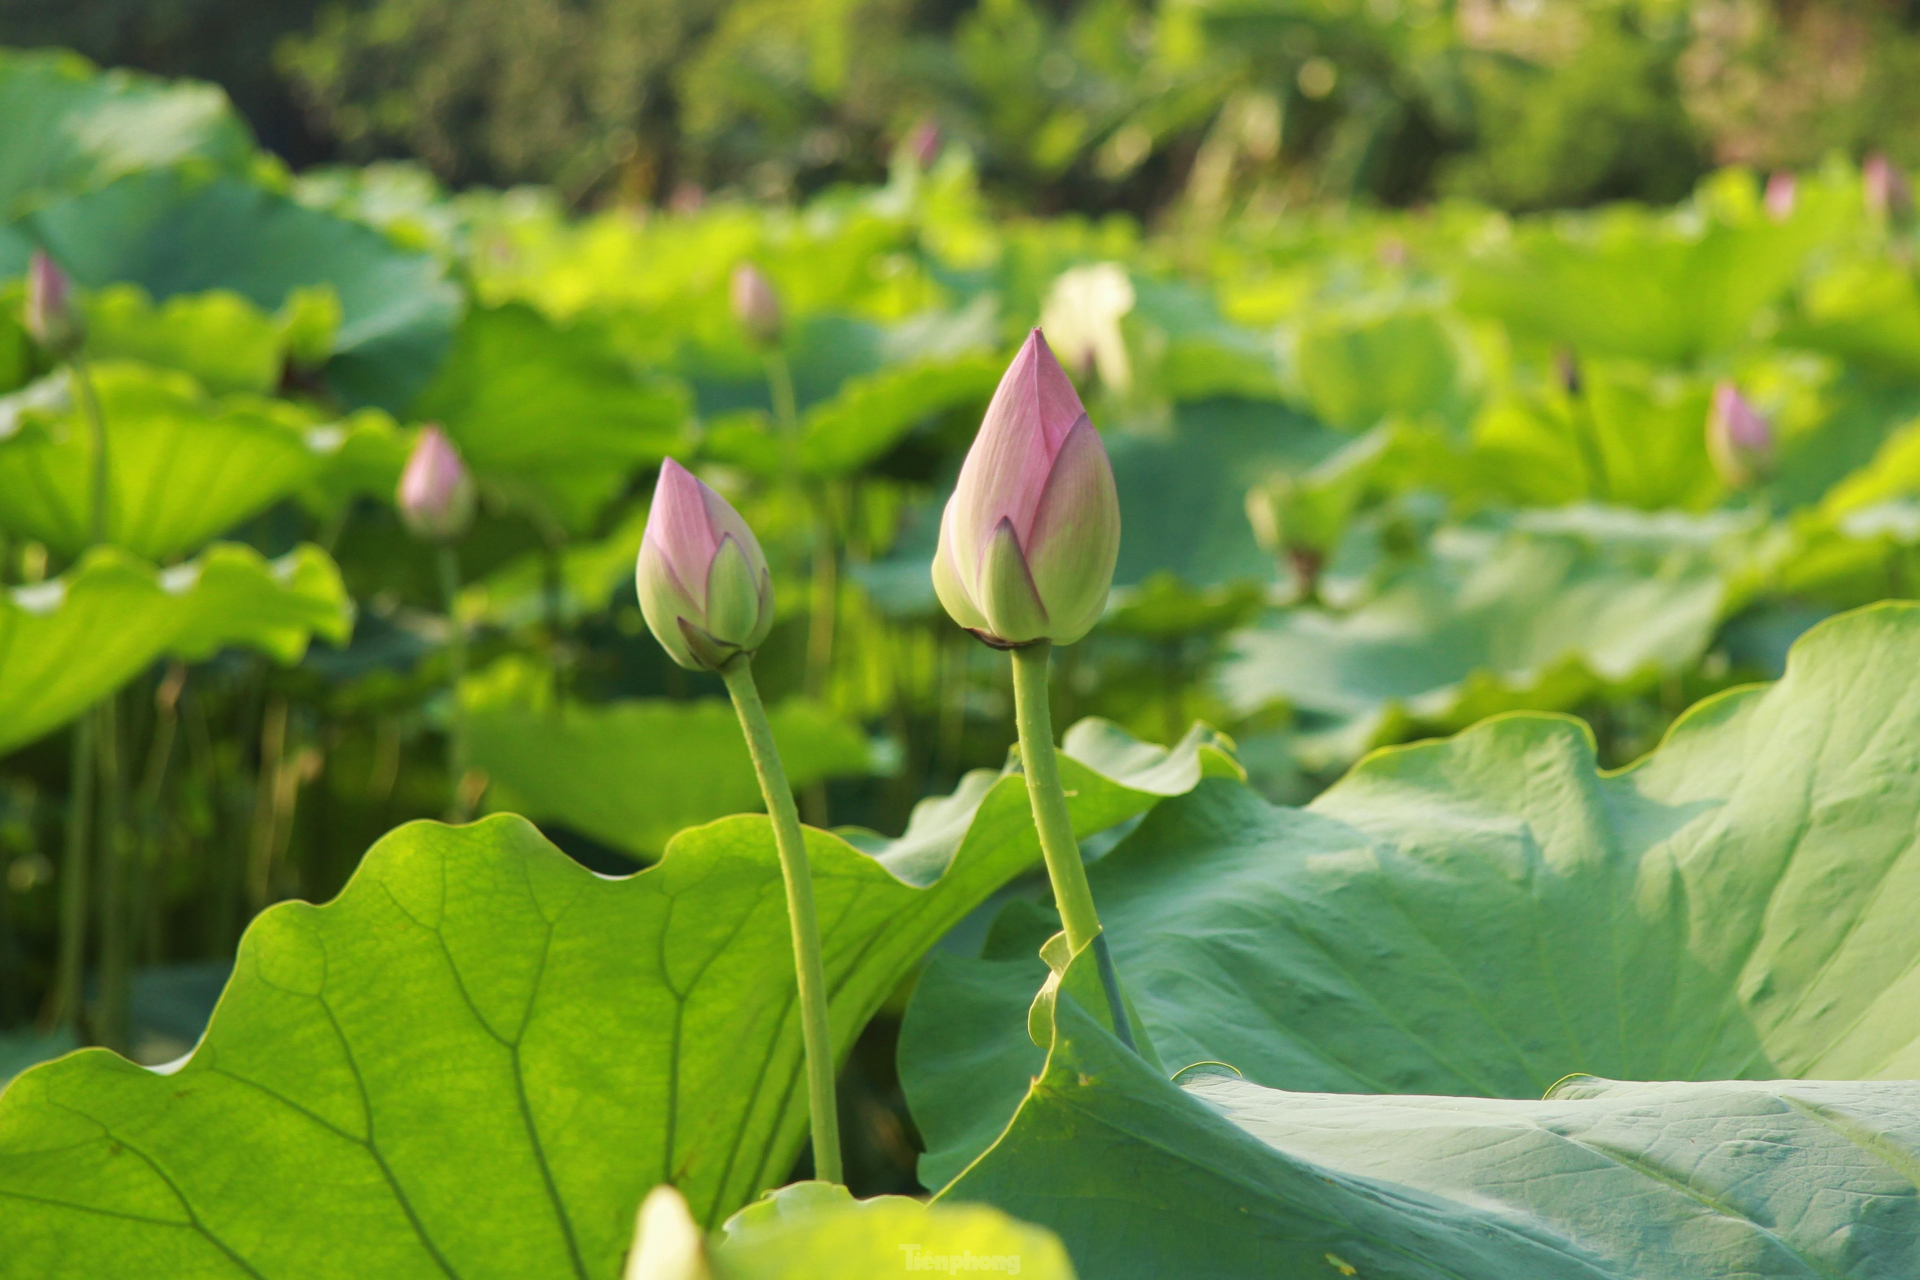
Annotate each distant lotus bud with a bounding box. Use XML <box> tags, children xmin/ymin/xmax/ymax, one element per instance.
<box><xmin>624</xmin><ymin>1185</ymin><xmax>710</xmax><ymax>1280</ymax></box>
<box><xmin>637</xmin><ymin>459</ymin><xmax>775</xmax><ymax>672</ymax></box>
<box><xmin>1706</xmin><ymin>382</ymin><xmax>1774</xmax><ymax>489</ymax></box>
<box><xmin>730</xmin><ymin>263</ymin><xmax>782</xmax><ymax>346</ymax></box>
<box><xmin>1864</xmin><ymin>153</ymin><xmax>1913</xmax><ymax>225</ymax></box>
<box><xmin>397</xmin><ymin>425</ymin><xmax>476</xmax><ymax>540</ymax></box>
<box><xmin>23</xmin><ymin>249</ymin><xmax>81</xmax><ymax>356</ymax></box>
<box><xmin>932</xmin><ymin>329</ymin><xmax>1120</xmax><ymax>648</ymax></box>
<box><xmin>1554</xmin><ymin>346</ymin><xmax>1582</xmax><ymax>398</ymax></box>
<box><xmin>909</xmin><ymin>119</ymin><xmax>943</xmax><ymax>169</ymax></box>
<box><xmin>1764</xmin><ymin>171</ymin><xmax>1796</xmax><ymax>221</ymax></box>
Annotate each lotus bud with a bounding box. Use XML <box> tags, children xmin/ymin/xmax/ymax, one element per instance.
<box><xmin>397</xmin><ymin>425</ymin><xmax>476</xmax><ymax>540</ymax></box>
<box><xmin>624</xmin><ymin>1185</ymin><xmax>710</xmax><ymax>1280</ymax></box>
<box><xmin>637</xmin><ymin>459</ymin><xmax>775</xmax><ymax>672</ymax></box>
<box><xmin>730</xmin><ymin>263</ymin><xmax>782</xmax><ymax>347</ymax></box>
<box><xmin>1706</xmin><ymin>382</ymin><xmax>1774</xmax><ymax>489</ymax></box>
<box><xmin>932</xmin><ymin>329</ymin><xmax>1120</xmax><ymax>648</ymax></box>
<box><xmin>1764</xmin><ymin>171</ymin><xmax>1796</xmax><ymax>221</ymax></box>
<box><xmin>23</xmin><ymin>249</ymin><xmax>81</xmax><ymax>356</ymax></box>
<box><xmin>909</xmin><ymin>119</ymin><xmax>943</xmax><ymax>169</ymax></box>
<box><xmin>1864</xmin><ymin>153</ymin><xmax>1913</xmax><ymax>225</ymax></box>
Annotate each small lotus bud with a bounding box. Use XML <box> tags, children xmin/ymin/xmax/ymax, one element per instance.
<box><xmin>1554</xmin><ymin>347</ymin><xmax>1582</xmax><ymax>398</ymax></box>
<box><xmin>624</xmin><ymin>1185</ymin><xmax>710</xmax><ymax>1280</ymax></box>
<box><xmin>730</xmin><ymin>263</ymin><xmax>782</xmax><ymax>346</ymax></box>
<box><xmin>909</xmin><ymin>119</ymin><xmax>943</xmax><ymax>169</ymax></box>
<box><xmin>637</xmin><ymin>459</ymin><xmax>775</xmax><ymax>672</ymax></box>
<box><xmin>1764</xmin><ymin>171</ymin><xmax>1796</xmax><ymax>221</ymax></box>
<box><xmin>1864</xmin><ymin>153</ymin><xmax>1913</xmax><ymax>225</ymax></box>
<box><xmin>23</xmin><ymin>249</ymin><xmax>81</xmax><ymax>356</ymax></box>
<box><xmin>1706</xmin><ymin>382</ymin><xmax>1774</xmax><ymax>489</ymax></box>
<box><xmin>397</xmin><ymin>425</ymin><xmax>476</xmax><ymax>540</ymax></box>
<box><xmin>932</xmin><ymin>329</ymin><xmax>1120</xmax><ymax>648</ymax></box>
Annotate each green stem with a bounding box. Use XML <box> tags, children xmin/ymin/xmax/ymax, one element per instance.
<box><xmin>71</xmin><ymin>351</ymin><xmax>110</xmax><ymax>544</ymax></box>
<box><xmin>49</xmin><ymin>709</ymin><xmax>94</xmax><ymax>1033</ymax></box>
<box><xmin>437</xmin><ymin>544</ymin><xmax>470</xmax><ymax>820</ymax></box>
<box><xmin>96</xmin><ymin>692</ymin><xmax>128</xmax><ymax>1054</ymax></box>
<box><xmin>1009</xmin><ymin>642</ymin><xmax>1136</xmax><ymax>1051</ymax></box>
<box><xmin>764</xmin><ymin>350</ymin><xmax>798</xmax><ymax>431</ymax></box>
<box><xmin>720</xmin><ymin>660</ymin><xmax>843</xmax><ymax>1184</ymax></box>
<box><xmin>50</xmin><ymin>351</ymin><xmax>112</xmax><ymax>1036</ymax></box>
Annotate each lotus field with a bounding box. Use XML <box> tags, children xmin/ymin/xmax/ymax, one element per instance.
<box><xmin>5</xmin><ymin>47</ymin><xmax>1920</xmax><ymax>1280</ymax></box>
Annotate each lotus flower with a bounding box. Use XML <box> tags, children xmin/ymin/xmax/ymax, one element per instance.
<box><xmin>730</xmin><ymin>263</ymin><xmax>782</xmax><ymax>346</ymax></box>
<box><xmin>1707</xmin><ymin>382</ymin><xmax>1774</xmax><ymax>489</ymax></box>
<box><xmin>637</xmin><ymin>459</ymin><xmax>774</xmax><ymax>672</ymax></box>
<box><xmin>23</xmin><ymin>249</ymin><xmax>80</xmax><ymax>355</ymax></box>
<box><xmin>396</xmin><ymin>425</ymin><xmax>476</xmax><ymax>540</ymax></box>
<box><xmin>932</xmin><ymin>329</ymin><xmax>1120</xmax><ymax>648</ymax></box>
<box><xmin>1764</xmin><ymin>171</ymin><xmax>1797</xmax><ymax>221</ymax></box>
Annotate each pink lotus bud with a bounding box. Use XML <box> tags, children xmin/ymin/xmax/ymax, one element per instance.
<box><xmin>636</xmin><ymin>459</ymin><xmax>774</xmax><ymax>672</ymax></box>
<box><xmin>1554</xmin><ymin>346</ymin><xmax>1582</xmax><ymax>398</ymax></box>
<box><xmin>1764</xmin><ymin>171</ymin><xmax>1796</xmax><ymax>221</ymax></box>
<box><xmin>1864</xmin><ymin>153</ymin><xmax>1913</xmax><ymax>224</ymax></box>
<box><xmin>909</xmin><ymin>119</ymin><xmax>943</xmax><ymax>169</ymax></box>
<box><xmin>397</xmin><ymin>425</ymin><xmax>476</xmax><ymax>540</ymax></box>
<box><xmin>1706</xmin><ymin>382</ymin><xmax>1774</xmax><ymax>489</ymax></box>
<box><xmin>23</xmin><ymin>249</ymin><xmax>81</xmax><ymax>356</ymax></box>
<box><xmin>932</xmin><ymin>329</ymin><xmax>1120</xmax><ymax>648</ymax></box>
<box><xmin>730</xmin><ymin>263</ymin><xmax>782</xmax><ymax>346</ymax></box>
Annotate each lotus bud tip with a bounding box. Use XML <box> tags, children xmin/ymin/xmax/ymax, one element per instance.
<box><xmin>397</xmin><ymin>424</ymin><xmax>476</xmax><ymax>541</ymax></box>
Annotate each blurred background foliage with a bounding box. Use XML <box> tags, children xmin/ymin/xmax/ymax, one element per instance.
<box><xmin>11</xmin><ymin>0</ymin><xmax>1920</xmax><ymax>214</ymax></box>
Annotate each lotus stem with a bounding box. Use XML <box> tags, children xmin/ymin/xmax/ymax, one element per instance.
<box><xmin>71</xmin><ymin>351</ymin><xmax>110</xmax><ymax>544</ymax></box>
<box><xmin>49</xmin><ymin>709</ymin><xmax>93</xmax><ymax>1034</ymax></box>
<box><xmin>1009</xmin><ymin>641</ymin><xmax>1136</xmax><ymax>1052</ymax></box>
<box><xmin>95</xmin><ymin>691</ymin><xmax>129</xmax><ymax>1054</ymax></box>
<box><xmin>49</xmin><ymin>349</ymin><xmax>113</xmax><ymax>1038</ymax></box>
<box><xmin>720</xmin><ymin>658</ymin><xmax>843</xmax><ymax>1184</ymax></box>
<box><xmin>437</xmin><ymin>543</ymin><xmax>470</xmax><ymax>820</ymax></box>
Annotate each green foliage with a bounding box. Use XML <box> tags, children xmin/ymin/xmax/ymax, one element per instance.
<box><xmin>0</xmin><ymin>543</ymin><xmax>350</xmax><ymax>754</ymax></box>
<box><xmin>715</xmin><ymin>1182</ymin><xmax>1077</xmax><ymax>1279</ymax></box>
<box><xmin>0</xmin><ymin>49</ymin><xmax>253</xmax><ymax>218</ymax></box>
<box><xmin>0</xmin><ymin>363</ymin><xmax>397</xmax><ymax>561</ymax></box>
<box><xmin>0</xmin><ymin>722</ymin><xmax>1228</xmax><ymax>1270</ymax></box>
<box><xmin>464</xmin><ymin>664</ymin><xmax>881</xmax><ymax>857</ymax></box>
<box><xmin>949</xmin><ymin>973</ymin><xmax>1920</xmax><ymax>1278</ymax></box>
<box><xmin>7</xmin><ymin>169</ymin><xmax>460</xmax><ymax>409</ymax></box>
<box><xmin>910</xmin><ymin>604</ymin><xmax>1920</xmax><ymax>1272</ymax></box>
<box><xmin>411</xmin><ymin>304</ymin><xmax>691</xmax><ymax>531</ymax></box>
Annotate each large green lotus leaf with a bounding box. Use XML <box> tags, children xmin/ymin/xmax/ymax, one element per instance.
<box><xmin>707</xmin><ymin>1182</ymin><xmax>1076</xmax><ymax>1279</ymax></box>
<box><xmin>907</xmin><ymin>602</ymin><xmax>1920</xmax><ymax>1198</ymax></box>
<box><xmin>0</xmin><ymin>543</ymin><xmax>351</xmax><ymax>754</ymax></box>
<box><xmin>465</xmin><ymin>674</ymin><xmax>884</xmax><ymax>858</ymax></box>
<box><xmin>0</xmin><ymin>721</ymin><xmax>1236</xmax><ymax>1275</ymax></box>
<box><xmin>411</xmin><ymin>304</ymin><xmax>692</xmax><ymax>532</ymax></box>
<box><xmin>1781</xmin><ymin>257</ymin><xmax>1920</xmax><ymax>381</ymax></box>
<box><xmin>1465</xmin><ymin>365</ymin><xmax>1722</xmax><ymax>512</ymax></box>
<box><xmin>1285</xmin><ymin>305</ymin><xmax>1477</xmax><ymax>431</ymax></box>
<box><xmin>702</xmin><ymin>355</ymin><xmax>999</xmax><ymax>480</ymax></box>
<box><xmin>0</xmin><ymin>363</ymin><xmax>388</xmax><ymax>561</ymax></box>
<box><xmin>1108</xmin><ymin>399</ymin><xmax>1346</xmax><ymax>590</ymax></box>
<box><xmin>0</xmin><ymin>51</ymin><xmax>253</xmax><ymax>218</ymax></box>
<box><xmin>81</xmin><ymin>284</ymin><xmax>331</xmax><ymax>397</ymax></box>
<box><xmin>7</xmin><ymin>169</ymin><xmax>460</xmax><ymax>411</ymax></box>
<box><xmin>1218</xmin><ymin>508</ymin><xmax>1752</xmax><ymax>764</ymax></box>
<box><xmin>940</xmin><ymin>976</ymin><xmax>1920</xmax><ymax>1279</ymax></box>
<box><xmin>1454</xmin><ymin>192</ymin><xmax>1834</xmax><ymax>363</ymax></box>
